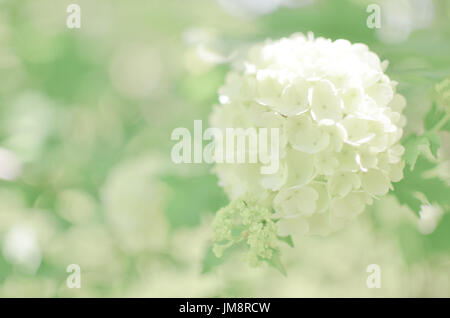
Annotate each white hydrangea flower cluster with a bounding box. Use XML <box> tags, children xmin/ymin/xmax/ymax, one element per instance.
<box><xmin>210</xmin><ymin>33</ymin><xmax>407</xmax><ymax>238</ymax></box>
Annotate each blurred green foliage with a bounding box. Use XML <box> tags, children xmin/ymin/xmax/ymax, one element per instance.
<box><xmin>0</xmin><ymin>0</ymin><xmax>449</xmax><ymax>297</ymax></box>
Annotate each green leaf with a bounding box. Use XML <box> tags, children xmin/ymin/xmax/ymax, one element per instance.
<box><xmin>277</xmin><ymin>235</ymin><xmax>294</xmax><ymax>247</ymax></box>
<box><xmin>201</xmin><ymin>242</ymin><xmax>243</xmax><ymax>274</ymax></box>
<box><xmin>266</xmin><ymin>250</ymin><xmax>287</xmax><ymax>276</ymax></box>
<box><xmin>201</xmin><ymin>245</ymin><xmax>226</xmax><ymax>274</ymax></box>
<box><xmin>424</xmin><ymin>103</ymin><xmax>450</xmax><ymax>132</ymax></box>
<box><xmin>393</xmin><ymin>156</ymin><xmax>450</xmax><ymax>214</ymax></box>
<box><xmin>395</xmin><ymin>86</ymin><xmax>450</xmax><ymax>215</ymax></box>
<box><xmin>424</xmin><ymin>131</ymin><xmax>440</xmax><ymax>158</ymax></box>
<box><xmin>402</xmin><ymin>132</ymin><xmax>439</xmax><ymax>170</ymax></box>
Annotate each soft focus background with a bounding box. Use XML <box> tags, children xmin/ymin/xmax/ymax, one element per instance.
<box><xmin>0</xmin><ymin>0</ymin><xmax>449</xmax><ymax>297</ymax></box>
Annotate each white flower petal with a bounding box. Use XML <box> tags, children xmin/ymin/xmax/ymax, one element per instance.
<box><xmin>274</xmin><ymin>186</ymin><xmax>319</xmax><ymax>217</ymax></box>
<box><xmin>311</xmin><ymin>80</ymin><xmax>342</xmax><ymax>122</ymax></box>
<box><xmin>361</xmin><ymin>169</ymin><xmax>391</xmax><ymax>196</ymax></box>
<box><xmin>286</xmin><ymin>115</ymin><xmax>330</xmax><ymax>154</ymax></box>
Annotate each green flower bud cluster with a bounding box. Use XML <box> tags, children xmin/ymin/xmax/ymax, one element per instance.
<box><xmin>212</xmin><ymin>195</ymin><xmax>279</xmax><ymax>267</ymax></box>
